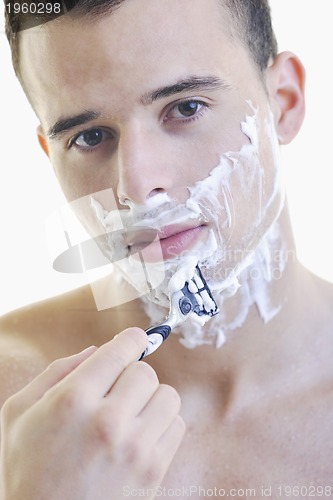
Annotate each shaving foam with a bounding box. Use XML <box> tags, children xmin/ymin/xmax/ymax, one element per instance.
<box><xmin>90</xmin><ymin>102</ymin><xmax>286</xmax><ymax>349</ymax></box>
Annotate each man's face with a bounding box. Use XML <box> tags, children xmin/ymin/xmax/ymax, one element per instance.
<box><xmin>20</xmin><ymin>0</ymin><xmax>283</xmax><ymax>298</ymax></box>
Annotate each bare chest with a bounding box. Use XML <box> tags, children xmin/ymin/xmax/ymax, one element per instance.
<box><xmin>161</xmin><ymin>400</ymin><xmax>333</xmax><ymax>498</ymax></box>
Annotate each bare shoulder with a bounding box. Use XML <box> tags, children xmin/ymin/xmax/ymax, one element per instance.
<box><xmin>0</xmin><ymin>332</ymin><xmax>48</xmax><ymax>409</ymax></box>
<box><xmin>0</xmin><ymin>279</ymin><xmax>141</xmax><ymax>408</ymax></box>
<box><xmin>310</xmin><ymin>271</ymin><xmax>333</xmax><ymax>325</ymax></box>
<box><xmin>301</xmin><ymin>268</ymin><xmax>333</xmax><ymax>384</ymax></box>
<box><xmin>0</xmin><ymin>284</ymin><xmax>96</xmax><ymax>408</ymax></box>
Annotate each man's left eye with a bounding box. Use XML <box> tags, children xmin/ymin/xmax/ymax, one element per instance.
<box><xmin>177</xmin><ymin>101</ymin><xmax>203</xmax><ymax>117</ymax></box>
<box><xmin>166</xmin><ymin>100</ymin><xmax>205</xmax><ymax>121</ymax></box>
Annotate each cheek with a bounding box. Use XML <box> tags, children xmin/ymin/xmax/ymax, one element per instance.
<box><xmin>170</xmin><ymin>103</ymin><xmax>248</xmax><ymax>191</ymax></box>
<box><xmin>50</xmin><ymin>150</ymin><xmax>113</xmax><ymax>204</ymax></box>
<box><xmin>49</xmin><ymin>151</ymin><xmax>120</xmax><ymax>243</ymax></box>
<box><xmin>185</xmin><ymin>106</ymin><xmax>284</xmax><ymax>278</ymax></box>
<box><xmin>227</xmin><ymin>118</ymin><xmax>282</xmax><ymax>242</ymax></box>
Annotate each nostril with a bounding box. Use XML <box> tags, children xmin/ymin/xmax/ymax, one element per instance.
<box><xmin>118</xmin><ymin>188</ymin><xmax>167</xmax><ymax>207</ymax></box>
<box><xmin>144</xmin><ymin>189</ymin><xmax>171</xmax><ymax>210</ymax></box>
<box><xmin>147</xmin><ymin>187</ymin><xmax>167</xmax><ymax>199</ymax></box>
<box><xmin>118</xmin><ymin>196</ymin><xmax>130</xmax><ymax>206</ymax></box>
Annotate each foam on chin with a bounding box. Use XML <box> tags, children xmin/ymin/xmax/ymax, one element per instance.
<box><xmin>91</xmin><ymin>102</ymin><xmax>286</xmax><ymax>349</ymax></box>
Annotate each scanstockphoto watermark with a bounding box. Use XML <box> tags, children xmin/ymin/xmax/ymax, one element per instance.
<box><xmin>202</xmin><ymin>247</ymin><xmax>298</xmax><ymax>284</ymax></box>
<box><xmin>123</xmin><ymin>485</ymin><xmax>257</xmax><ymax>498</ymax></box>
<box><xmin>167</xmin><ymin>245</ymin><xmax>298</xmax><ymax>282</ymax></box>
<box><xmin>123</xmin><ymin>484</ymin><xmax>333</xmax><ymax>498</ymax></box>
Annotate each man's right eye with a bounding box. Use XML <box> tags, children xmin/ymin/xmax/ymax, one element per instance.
<box><xmin>69</xmin><ymin>128</ymin><xmax>113</xmax><ymax>151</ymax></box>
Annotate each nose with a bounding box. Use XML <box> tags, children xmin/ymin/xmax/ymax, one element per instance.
<box><xmin>116</xmin><ymin>121</ymin><xmax>174</xmax><ymax>206</ymax></box>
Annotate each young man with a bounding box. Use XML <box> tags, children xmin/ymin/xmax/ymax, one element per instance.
<box><xmin>1</xmin><ymin>0</ymin><xmax>333</xmax><ymax>498</ymax></box>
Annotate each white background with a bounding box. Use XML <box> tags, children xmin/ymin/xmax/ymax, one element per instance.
<box><xmin>0</xmin><ymin>1</ymin><xmax>332</xmax><ymax>315</ymax></box>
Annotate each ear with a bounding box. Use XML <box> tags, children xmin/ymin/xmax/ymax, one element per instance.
<box><xmin>36</xmin><ymin>125</ymin><xmax>49</xmax><ymax>157</ymax></box>
<box><xmin>267</xmin><ymin>51</ymin><xmax>306</xmax><ymax>145</ymax></box>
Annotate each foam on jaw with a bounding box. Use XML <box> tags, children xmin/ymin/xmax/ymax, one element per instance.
<box><xmin>90</xmin><ymin>102</ymin><xmax>286</xmax><ymax>349</ymax></box>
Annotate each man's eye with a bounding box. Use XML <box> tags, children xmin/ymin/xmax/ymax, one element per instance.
<box><xmin>178</xmin><ymin>101</ymin><xmax>203</xmax><ymax>117</ymax></box>
<box><xmin>71</xmin><ymin>128</ymin><xmax>111</xmax><ymax>149</ymax></box>
<box><xmin>165</xmin><ymin>100</ymin><xmax>207</xmax><ymax>122</ymax></box>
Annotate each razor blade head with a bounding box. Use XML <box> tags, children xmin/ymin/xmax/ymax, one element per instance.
<box><xmin>140</xmin><ymin>264</ymin><xmax>219</xmax><ymax>359</ymax></box>
<box><xmin>180</xmin><ymin>265</ymin><xmax>219</xmax><ymax>318</ymax></box>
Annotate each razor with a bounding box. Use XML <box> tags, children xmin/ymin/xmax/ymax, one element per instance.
<box><xmin>138</xmin><ymin>264</ymin><xmax>219</xmax><ymax>360</ymax></box>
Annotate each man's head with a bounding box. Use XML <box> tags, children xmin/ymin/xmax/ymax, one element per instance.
<box><xmin>4</xmin><ymin>0</ymin><xmax>305</xmax><ymax>325</ymax></box>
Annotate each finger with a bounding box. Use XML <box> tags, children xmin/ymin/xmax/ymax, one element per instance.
<box><xmin>64</xmin><ymin>328</ymin><xmax>149</xmax><ymax>397</ymax></box>
<box><xmin>137</xmin><ymin>384</ymin><xmax>182</xmax><ymax>443</ymax></box>
<box><xmin>5</xmin><ymin>345</ymin><xmax>97</xmax><ymax>413</ymax></box>
<box><xmin>153</xmin><ymin>416</ymin><xmax>186</xmax><ymax>484</ymax></box>
<box><xmin>156</xmin><ymin>415</ymin><xmax>186</xmax><ymax>462</ymax></box>
<box><xmin>105</xmin><ymin>361</ymin><xmax>159</xmax><ymax>417</ymax></box>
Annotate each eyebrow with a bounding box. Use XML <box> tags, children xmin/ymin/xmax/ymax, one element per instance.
<box><xmin>140</xmin><ymin>75</ymin><xmax>229</xmax><ymax>105</ymax></box>
<box><xmin>47</xmin><ymin>75</ymin><xmax>228</xmax><ymax>140</ymax></box>
<box><xmin>48</xmin><ymin>111</ymin><xmax>101</xmax><ymax>140</ymax></box>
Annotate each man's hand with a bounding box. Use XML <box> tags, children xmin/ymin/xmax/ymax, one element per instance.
<box><xmin>0</xmin><ymin>328</ymin><xmax>185</xmax><ymax>500</ymax></box>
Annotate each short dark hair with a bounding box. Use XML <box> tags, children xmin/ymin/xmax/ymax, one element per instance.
<box><xmin>223</xmin><ymin>0</ymin><xmax>278</xmax><ymax>71</ymax></box>
<box><xmin>4</xmin><ymin>0</ymin><xmax>278</xmax><ymax>85</ymax></box>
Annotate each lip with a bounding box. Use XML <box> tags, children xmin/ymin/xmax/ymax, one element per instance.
<box><xmin>129</xmin><ymin>223</ymin><xmax>207</xmax><ymax>261</ymax></box>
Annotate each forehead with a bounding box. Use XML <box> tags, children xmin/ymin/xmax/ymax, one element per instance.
<box><xmin>19</xmin><ymin>0</ymin><xmax>252</xmax><ymax>122</ymax></box>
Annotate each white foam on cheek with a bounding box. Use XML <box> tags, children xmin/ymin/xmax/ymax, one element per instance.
<box><xmin>170</xmin><ymin>103</ymin><xmax>282</xmax><ymax>286</ymax></box>
<box><xmin>90</xmin><ymin>103</ymin><xmax>286</xmax><ymax>349</ymax></box>
<box><xmin>142</xmin><ymin>104</ymin><xmax>286</xmax><ymax>349</ymax></box>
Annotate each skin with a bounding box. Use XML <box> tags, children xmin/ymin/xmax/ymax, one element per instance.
<box><xmin>1</xmin><ymin>0</ymin><xmax>333</xmax><ymax>497</ymax></box>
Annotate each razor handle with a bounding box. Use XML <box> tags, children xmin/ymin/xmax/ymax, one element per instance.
<box><xmin>138</xmin><ymin>325</ymin><xmax>172</xmax><ymax>360</ymax></box>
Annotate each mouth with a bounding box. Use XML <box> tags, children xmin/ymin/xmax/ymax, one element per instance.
<box><xmin>128</xmin><ymin>223</ymin><xmax>208</xmax><ymax>262</ymax></box>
